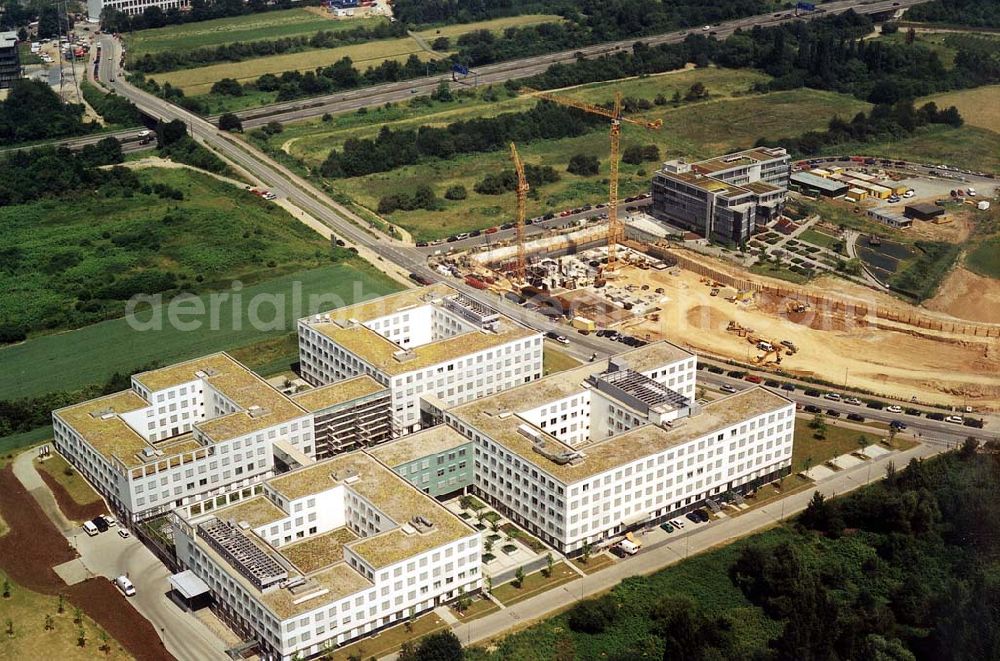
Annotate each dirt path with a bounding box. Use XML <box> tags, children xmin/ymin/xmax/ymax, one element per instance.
<box><xmin>613</xmin><ymin>265</ymin><xmax>1000</xmax><ymax>409</ymax></box>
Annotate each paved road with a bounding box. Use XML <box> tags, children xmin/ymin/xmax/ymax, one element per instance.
<box><xmin>12</xmin><ymin>450</ymin><xmax>228</xmax><ymax>661</ymax></box>
<box><xmin>222</xmin><ymin>0</ymin><xmax>926</xmax><ymax>128</ymax></box>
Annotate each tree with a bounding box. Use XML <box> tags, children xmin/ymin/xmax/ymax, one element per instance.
<box><xmin>567</xmin><ymin>153</ymin><xmax>599</xmax><ymax>175</ymax></box>
<box><xmin>685</xmin><ymin>82</ymin><xmax>708</xmax><ymax>101</ymax></box>
<box><xmin>960</xmin><ymin>437</ymin><xmax>979</xmax><ymax>459</ymax></box>
<box><xmin>5</xmin><ymin>618</ymin><xmax>12</xmax><ymax>638</ymax></box>
<box><xmin>514</xmin><ymin>565</ymin><xmax>525</xmax><ymax>588</ymax></box>
<box><xmin>218</xmin><ymin>113</ymin><xmax>243</xmax><ymax>132</ymax></box>
<box><xmin>568</xmin><ymin>596</ymin><xmax>617</xmax><ymax>634</ymax></box>
<box><xmin>431</xmin><ymin>36</ymin><xmax>450</xmax><ymax>51</ymax></box>
<box><xmin>44</xmin><ymin>614</ymin><xmax>54</xmax><ymax>631</ymax></box>
<box><xmin>485</xmin><ymin>574</ymin><xmax>493</xmax><ymax>593</ymax></box>
<box><xmin>58</xmin><ymin>594</ymin><xmax>65</xmax><ymax>614</ymax></box>
<box><xmin>210</xmin><ymin>78</ymin><xmax>243</xmax><ymax>97</ymax></box>
<box><xmin>809</xmin><ymin>412</ymin><xmax>827</xmax><ymax>440</ymax></box>
<box><xmin>73</xmin><ymin>607</ymin><xmax>82</xmax><ymax>625</ymax></box>
<box><xmin>454</xmin><ymin>586</ymin><xmax>471</xmax><ymax>613</ymax></box>
<box><xmin>800</xmin><ymin>490</ymin><xmax>844</xmax><ymax>537</ymax></box>
<box><xmin>671</xmin><ymin>90</ymin><xmax>682</xmax><ymax>105</ymax></box>
<box><xmin>77</xmin><ymin>625</ymin><xmax>86</xmax><ymax>647</ymax></box>
<box><xmin>431</xmin><ymin>81</ymin><xmax>453</xmax><ymax>102</ymax></box>
<box><xmin>581</xmin><ymin>541</ymin><xmax>593</xmax><ymax>564</ymax></box>
<box><xmin>405</xmin><ymin>606</ymin><xmax>416</xmax><ymax>632</ymax></box>
<box><xmin>37</xmin><ymin>6</ymin><xmax>62</xmax><ymax>39</ymax></box>
<box><xmin>2</xmin><ymin>578</ymin><xmax>9</xmax><ymax>598</ymax></box>
<box><xmin>458</xmin><ymin>495</ymin><xmax>472</xmax><ymax>510</ymax></box>
<box><xmin>544</xmin><ymin>553</ymin><xmax>554</xmax><ymax>578</ymax></box>
<box><xmin>399</xmin><ymin>631</ymin><xmax>462</xmax><ymax>661</ymax></box>
<box><xmin>99</xmin><ymin>630</ymin><xmax>110</xmax><ymax>654</ymax></box>
<box><xmin>156</xmin><ymin>119</ymin><xmax>187</xmax><ymax>148</ymax></box>
<box><xmin>905</xmin><ymin>27</ymin><xmax>917</xmax><ymax>45</ymax></box>
<box><xmin>654</xmin><ymin>93</ymin><xmax>667</xmax><ymax>105</ymax></box>
<box><xmin>858</xmin><ymin>434</ymin><xmax>870</xmax><ymax>454</ymax></box>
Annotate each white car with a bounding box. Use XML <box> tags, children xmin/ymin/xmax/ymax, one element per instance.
<box><xmin>824</xmin><ymin>393</ymin><xmax>841</xmax><ymax>401</ymax></box>
<box><xmin>118</xmin><ymin>528</ymin><xmax>130</xmax><ymax>539</ymax></box>
<box><xmin>887</xmin><ymin>405</ymin><xmax>903</xmax><ymax>414</ymax></box>
<box><xmin>720</xmin><ymin>384</ymin><xmax>737</xmax><ymax>393</ymax></box>
<box><xmin>702</xmin><ymin>25</ymin><xmax>712</xmax><ymax>30</ymax></box>
<box><xmin>102</xmin><ymin>514</ymin><xmax>117</xmax><ymax>527</ymax></box>
<box><xmin>114</xmin><ymin>576</ymin><xmax>136</xmax><ymax>597</ymax></box>
<box><xmin>945</xmin><ymin>415</ymin><xmax>964</xmax><ymax>424</ymax></box>
<box><xmin>844</xmin><ymin>397</ymin><xmax>862</xmax><ymax>406</ymax></box>
<box><xmin>903</xmin><ymin>190</ymin><xmax>915</xmax><ymax>198</ymax></box>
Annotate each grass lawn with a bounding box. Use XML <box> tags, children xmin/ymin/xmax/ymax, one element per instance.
<box><xmin>450</xmin><ymin>595</ymin><xmax>499</xmax><ymax>621</ymax></box>
<box><xmin>492</xmin><ymin>562</ymin><xmax>578</xmax><ymax>606</ymax></box>
<box><xmin>0</xmin><ymin>571</ymin><xmax>131</xmax><ymax>660</ymax></box>
<box><xmin>573</xmin><ymin>552</ymin><xmax>615</xmax><ymax>574</ymax></box>
<box><xmin>330</xmin><ymin>611</ymin><xmax>447</xmax><ymax>661</ymax></box>
<box><xmin>792</xmin><ymin>416</ymin><xmax>884</xmax><ymax>471</ymax></box>
<box><xmin>741</xmin><ymin>473</ymin><xmax>813</xmax><ymax>511</ymax></box>
<box><xmin>415</xmin><ymin>15</ymin><xmax>564</xmax><ymax>39</ymax></box>
<box><xmin>0</xmin><ymin>264</ymin><xmax>400</xmax><ymax>401</ymax></box>
<box><xmin>125</xmin><ymin>9</ymin><xmax>381</xmax><ymax>56</ymax></box>
<box><xmin>749</xmin><ymin>261</ymin><xmax>813</xmax><ymax>284</ymax></box>
<box><xmin>153</xmin><ymin>40</ymin><xmax>438</xmax><ymax>95</ymax></box>
<box><xmin>875</xmin><ymin>30</ymin><xmax>960</xmax><ymax>68</ymax></box>
<box><xmin>543</xmin><ymin>344</ymin><xmax>582</xmax><ymax>375</ymax></box>
<box><xmin>820</xmin><ymin>124</ymin><xmax>1000</xmax><ymax>174</ymax></box>
<box><xmin>294</xmin><ymin>78</ymin><xmax>868</xmax><ymax>242</ymax></box>
<box><xmin>798</xmin><ymin>228</ymin><xmax>842</xmax><ymax>250</ymax></box>
<box><xmin>228</xmin><ymin>332</ymin><xmax>300</xmax><ymax>377</ymax></box>
<box><xmin>0</xmin><ymin>167</ymin><xmax>334</xmax><ymax>338</ymax></box>
<box><xmin>918</xmin><ymin>84</ymin><xmax>1000</xmax><ymax>134</ymax></box>
<box><xmin>0</xmin><ymin>427</ymin><xmax>51</xmax><ymax>460</ymax></box>
<box><xmin>35</xmin><ymin>455</ymin><xmax>102</xmax><ymax>507</ymax></box>
<box><xmin>965</xmin><ymin>235</ymin><xmax>1000</xmax><ymax>278</ymax></box>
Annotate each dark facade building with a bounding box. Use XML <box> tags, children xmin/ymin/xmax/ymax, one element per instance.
<box><xmin>0</xmin><ymin>31</ymin><xmax>22</xmax><ymax>89</ymax></box>
<box><xmin>651</xmin><ymin>147</ymin><xmax>790</xmax><ymax>245</ymax></box>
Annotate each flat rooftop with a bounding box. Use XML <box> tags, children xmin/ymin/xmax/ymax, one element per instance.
<box><xmin>290</xmin><ymin>375</ymin><xmax>387</xmax><ymax>412</ymax></box>
<box><xmin>305</xmin><ymin>286</ymin><xmax>536</xmax><ymax>376</ymax></box>
<box><xmin>791</xmin><ymin>171</ymin><xmax>849</xmax><ymax>192</ymax></box>
<box><xmin>449</xmin><ymin>344</ymin><xmax>790</xmax><ymax>484</ymax></box>
<box><xmin>282</xmin><ymin>527</ymin><xmax>358</xmax><ymax>574</ymax></box>
<box><xmin>267</xmin><ymin>452</ymin><xmax>475</xmax><ymax>569</ymax></box>
<box><xmin>55</xmin><ymin>390</ymin><xmax>152</xmax><ymax>468</ymax></box>
<box><xmin>691</xmin><ymin>147</ymin><xmax>788</xmax><ymax>175</ymax></box>
<box><xmin>212</xmin><ymin>495</ymin><xmax>286</xmax><ymax>528</ymax></box>
<box><xmin>663</xmin><ymin>169</ymin><xmax>751</xmax><ymax>197</ymax></box>
<box><xmin>368</xmin><ymin>425</ymin><xmax>471</xmax><ymax>468</ymax></box>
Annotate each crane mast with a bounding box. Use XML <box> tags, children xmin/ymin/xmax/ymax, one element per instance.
<box><xmin>520</xmin><ymin>87</ymin><xmax>662</xmax><ymax>272</ymax></box>
<box><xmin>510</xmin><ymin>142</ymin><xmax>529</xmax><ymax>282</ymax></box>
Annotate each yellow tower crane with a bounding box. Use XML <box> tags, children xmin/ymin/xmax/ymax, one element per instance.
<box><xmin>520</xmin><ymin>87</ymin><xmax>662</xmax><ymax>271</ymax></box>
<box><xmin>509</xmin><ymin>142</ymin><xmax>529</xmax><ymax>282</ymax></box>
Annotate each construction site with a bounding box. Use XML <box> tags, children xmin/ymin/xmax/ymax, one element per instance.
<box><xmin>429</xmin><ymin>86</ymin><xmax>1000</xmax><ymax>411</ymax></box>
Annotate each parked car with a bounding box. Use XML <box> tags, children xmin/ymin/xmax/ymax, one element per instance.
<box><xmin>927</xmin><ymin>412</ymin><xmax>945</xmax><ymax>421</ymax></box>
<box><xmin>102</xmin><ymin>515</ymin><xmax>117</xmax><ymax>527</ymax></box>
<box><xmin>781</xmin><ymin>383</ymin><xmax>796</xmax><ymax>392</ymax></box>
<box><xmin>659</xmin><ymin>523</ymin><xmax>675</xmax><ymax>533</ymax></box>
<box><xmin>804</xmin><ymin>404</ymin><xmax>822</xmax><ymax>413</ymax></box>
<box><xmin>826</xmin><ymin>409</ymin><xmax>841</xmax><ymax>418</ymax></box>
<box><xmin>824</xmin><ymin>393</ymin><xmax>842</xmax><ymax>401</ymax></box>
<box><xmin>905</xmin><ymin>408</ymin><xmax>922</xmax><ymax>417</ymax></box>
<box><xmin>745</xmin><ymin>375</ymin><xmax>763</xmax><ymax>384</ymax></box>
<box><xmin>764</xmin><ymin>380</ymin><xmax>781</xmax><ymax>387</ymax></box>
<box><xmin>886</xmin><ymin>405</ymin><xmax>903</xmax><ymax>413</ymax></box>
<box><xmin>118</xmin><ymin>528</ymin><xmax>130</xmax><ymax>539</ymax></box>
<box><xmin>720</xmin><ymin>384</ymin><xmax>737</xmax><ymax>394</ymax></box>
<box><xmin>726</xmin><ymin>370</ymin><xmax>745</xmax><ymax>378</ymax></box>
<box><xmin>83</xmin><ymin>521</ymin><xmax>99</xmax><ymax>536</ymax></box>
<box><xmin>545</xmin><ymin>331</ymin><xmax>569</xmax><ymax>345</ymax></box>
<box><xmin>844</xmin><ymin>397</ymin><xmax>862</xmax><ymax>406</ymax></box>
<box><xmin>804</xmin><ymin>389</ymin><xmax>821</xmax><ymax>397</ymax></box>
<box><xmin>847</xmin><ymin>413</ymin><xmax>865</xmax><ymax>422</ymax></box>
<box><xmin>114</xmin><ymin>575</ymin><xmax>136</xmax><ymax>597</ymax></box>
<box><xmin>93</xmin><ymin>516</ymin><xmax>109</xmax><ymax>533</ymax></box>
<box><xmin>945</xmin><ymin>415</ymin><xmax>964</xmax><ymax>424</ymax></box>
<box><xmin>685</xmin><ymin>512</ymin><xmax>701</xmax><ymax>523</ymax></box>
<box><xmin>890</xmin><ymin>420</ymin><xmax>907</xmax><ymax>430</ymax></box>
<box><xmin>867</xmin><ymin>400</ymin><xmax>885</xmax><ymax>410</ymax></box>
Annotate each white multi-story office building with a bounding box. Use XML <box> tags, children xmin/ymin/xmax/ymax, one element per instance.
<box><xmin>52</xmin><ymin>353</ymin><xmax>390</xmax><ymax>522</ymax></box>
<box><xmin>443</xmin><ymin>342</ymin><xmax>795</xmax><ymax>555</ymax></box>
<box><xmin>87</xmin><ymin>0</ymin><xmax>189</xmax><ymax>22</ymax></box>
<box><xmin>173</xmin><ymin>451</ymin><xmax>480</xmax><ymax>661</ymax></box>
<box><xmin>298</xmin><ymin>283</ymin><xmax>543</xmax><ymax>435</ymax></box>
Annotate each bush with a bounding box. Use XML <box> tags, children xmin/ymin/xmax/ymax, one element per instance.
<box><xmin>444</xmin><ymin>184</ymin><xmax>467</xmax><ymax>200</ymax></box>
<box><xmin>567</xmin><ymin>153</ymin><xmax>600</xmax><ymax>175</ymax></box>
<box><xmin>218</xmin><ymin>113</ymin><xmax>243</xmax><ymax>132</ymax></box>
<box><xmin>568</xmin><ymin>596</ymin><xmax>617</xmax><ymax>634</ymax></box>
<box><xmin>210</xmin><ymin>78</ymin><xmax>244</xmax><ymax>97</ymax></box>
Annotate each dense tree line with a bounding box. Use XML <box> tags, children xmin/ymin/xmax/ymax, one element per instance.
<box><xmin>474</xmin><ymin>164</ymin><xmax>559</xmax><ymax>195</ymax></box>
<box><xmin>80</xmin><ymin>81</ymin><xmax>142</xmax><ymax>127</ymax></box>
<box><xmin>763</xmin><ymin>99</ymin><xmax>963</xmax><ymax>156</ymax></box>
<box><xmin>319</xmin><ymin>102</ymin><xmax>604</xmax><ymax>178</ymax></box>
<box><xmin>100</xmin><ymin>0</ymin><xmax>324</xmax><ymax>34</ymax></box>
<box><xmin>155</xmin><ymin>119</ymin><xmax>230</xmax><ymax>174</ymax></box>
<box><xmin>730</xmin><ymin>442</ymin><xmax>1000</xmax><ymax>660</ymax></box>
<box><xmin>129</xmin><ymin>21</ymin><xmax>408</xmax><ymax>74</ymax></box>
<box><xmin>377</xmin><ymin>184</ymin><xmax>441</xmax><ymax>214</ymax></box>
<box><xmin>0</xmin><ymin>80</ymin><xmax>99</xmax><ymax>145</ymax></box>
<box><xmin>0</xmin><ymin>138</ymin><xmax>126</xmax><ymax>206</ymax></box>
<box><xmin>906</xmin><ymin>0</ymin><xmax>1000</xmax><ymax>28</ymax></box>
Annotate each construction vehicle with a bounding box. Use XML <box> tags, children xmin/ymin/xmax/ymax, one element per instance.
<box><xmin>786</xmin><ymin>300</ymin><xmax>809</xmax><ymax>314</ymax></box>
<box><xmin>520</xmin><ymin>87</ymin><xmax>662</xmax><ymax>272</ymax></box>
<box><xmin>753</xmin><ymin>340</ymin><xmax>785</xmax><ymax>366</ymax></box>
<box><xmin>509</xmin><ymin>142</ymin><xmax>530</xmax><ymax>282</ymax></box>
<box><xmin>726</xmin><ymin>320</ymin><xmax>749</xmax><ymax>337</ymax></box>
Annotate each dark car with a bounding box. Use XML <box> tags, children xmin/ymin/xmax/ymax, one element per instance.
<box><xmin>781</xmin><ymin>383</ymin><xmax>796</xmax><ymax>392</ymax></box>
<box><xmin>905</xmin><ymin>408</ymin><xmax>922</xmax><ymax>417</ymax></box>
<box><xmin>866</xmin><ymin>401</ymin><xmax>885</xmax><ymax>410</ymax></box>
<box><xmin>890</xmin><ymin>420</ymin><xmax>907</xmax><ymax>430</ymax></box>
<box><xmin>92</xmin><ymin>516</ymin><xmax>109</xmax><ymax>533</ymax></box>
<box><xmin>446</xmin><ymin>235</ymin><xmax>459</xmax><ymax>242</ymax></box>
<box><xmin>416</xmin><ymin>241</ymin><xmax>429</xmax><ymax>247</ymax></box>
<box><xmin>660</xmin><ymin>523</ymin><xmax>675</xmax><ymax>533</ymax></box>
<box><xmin>764</xmin><ymin>380</ymin><xmax>780</xmax><ymax>387</ymax></box>
<box><xmin>500</xmin><ymin>222</ymin><xmax>514</xmax><ymax>230</ymax></box>
<box><xmin>826</xmin><ymin>409</ymin><xmax>841</xmax><ymax>418</ymax></box>
<box><xmin>926</xmin><ymin>412</ymin><xmax>945</xmax><ymax>421</ymax></box>
<box><xmin>707</xmin><ymin>366</ymin><xmax>725</xmax><ymax>374</ymax></box>
<box><xmin>685</xmin><ymin>512</ymin><xmax>701</xmax><ymax>523</ymax></box>
<box><xmin>804</xmin><ymin>404</ymin><xmax>821</xmax><ymax>413</ymax></box>
<box><xmin>695</xmin><ymin>509</ymin><xmax>711</xmax><ymax>522</ymax></box>
<box><xmin>727</xmin><ymin>370</ymin><xmax>745</xmax><ymax>378</ymax></box>
<box><xmin>846</xmin><ymin>413</ymin><xmax>865</xmax><ymax>422</ymax></box>
<box><xmin>804</xmin><ymin>389</ymin><xmax>821</xmax><ymax>397</ymax></box>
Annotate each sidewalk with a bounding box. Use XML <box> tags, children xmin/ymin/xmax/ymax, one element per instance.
<box><xmin>438</xmin><ymin>441</ymin><xmax>940</xmax><ymax>651</ymax></box>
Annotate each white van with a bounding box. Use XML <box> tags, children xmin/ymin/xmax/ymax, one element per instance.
<box><xmin>617</xmin><ymin>539</ymin><xmax>640</xmax><ymax>555</ymax></box>
<box><xmin>83</xmin><ymin>521</ymin><xmax>99</xmax><ymax>536</ymax></box>
<box><xmin>114</xmin><ymin>575</ymin><xmax>136</xmax><ymax>597</ymax></box>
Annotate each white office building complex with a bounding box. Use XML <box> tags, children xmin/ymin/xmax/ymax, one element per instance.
<box><xmin>443</xmin><ymin>342</ymin><xmax>795</xmax><ymax>555</ymax></box>
<box><xmin>173</xmin><ymin>451</ymin><xmax>480</xmax><ymax>660</ymax></box>
<box><xmin>298</xmin><ymin>283</ymin><xmax>543</xmax><ymax>435</ymax></box>
<box><xmin>87</xmin><ymin>0</ymin><xmax>189</xmax><ymax>22</ymax></box>
<box><xmin>52</xmin><ymin>353</ymin><xmax>390</xmax><ymax>522</ymax></box>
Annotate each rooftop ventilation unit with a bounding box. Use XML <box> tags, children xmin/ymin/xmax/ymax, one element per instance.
<box><xmin>331</xmin><ymin>468</ymin><xmax>359</xmax><ymax>483</ymax></box>
<box><xmin>90</xmin><ymin>407</ymin><xmax>116</xmax><ymax>419</ymax></box>
<box><xmin>411</xmin><ymin>516</ymin><xmax>435</xmax><ymax>533</ymax></box>
<box><xmin>247</xmin><ymin>406</ymin><xmax>270</xmax><ymax>419</ymax></box>
<box><xmin>194</xmin><ymin>370</ymin><xmax>207</xmax><ymax>378</ymax></box>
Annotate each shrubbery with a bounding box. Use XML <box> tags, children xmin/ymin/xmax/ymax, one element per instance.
<box><xmin>474</xmin><ymin>164</ymin><xmax>559</xmax><ymax>195</ymax></box>
<box><xmin>377</xmin><ymin>185</ymin><xmax>441</xmax><ymax>214</ymax></box>
<box><xmin>567</xmin><ymin>595</ymin><xmax>618</xmax><ymax>634</ymax></box>
<box><xmin>80</xmin><ymin>81</ymin><xmax>142</xmax><ymax>127</ymax></box>
<box><xmin>0</xmin><ymin>79</ymin><xmax>97</xmax><ymax>145</ymax></box>
<box><xmin>567</xmin><ymin>153</ymin><xmax>599</xmax><ymax>175</ymax></box>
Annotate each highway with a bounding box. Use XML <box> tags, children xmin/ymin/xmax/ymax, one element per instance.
<box><xmin>223</xmin><ymin>0</ymin><xmax>924</xmax><ymax>128</ymax></box>
<box><xmin>94</xmin><ymin>1</ymin><xmax>997</xmax><ymax>445</ymax></box>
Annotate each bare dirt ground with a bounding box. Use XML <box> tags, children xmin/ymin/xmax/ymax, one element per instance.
<box><xmin>36</xmin><ymin>469</ymin><xmax>108</xmax><ymax>523</ymax></box>
<box><xmin>925</xmin><ymin>267</ymin><xmax>1000</xmax><ymax>324</ymax></box>
<box><xmin>609</xmin><ymin>266</ymin><xmax>1000</xmax><ymax>409</ymax></box>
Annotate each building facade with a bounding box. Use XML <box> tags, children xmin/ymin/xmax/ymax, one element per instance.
<box><xmin>52</xmin><ymin>354</ymin><xmax>390</xmax><ymax>522</ymax></box>
<box><xmin>651</xmin><ymin>147</ymin><xmax>790</xmax><ymax>245</ymax></box>
<box><xmin>298</xmin><ymin>284</ymin><xmax>543</xmax><ymax>435</ymax></box>
<box><xmin>173</xmin><ymin>452</ymin><xmax>481</xmax><ymax>661</ymax></box>
<box><xmin>87</xmin><ymin>0</ymin><xmax>190</xmax><ymax>21</ymax></box>
<box><xmin>0</xmin><ymin>31</ymin><xmax>21</xmax><ymax>88</ymax></box>
<box><xmin>443</xmin><ymin>342</ymin><xmax>795</xmax><ymax>555</ymax></box>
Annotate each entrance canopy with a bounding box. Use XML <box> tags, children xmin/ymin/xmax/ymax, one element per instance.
<box><xmin>169</xmin><ymin>570</ymin><xmax>210</xmax><ymax>600</ymax></box>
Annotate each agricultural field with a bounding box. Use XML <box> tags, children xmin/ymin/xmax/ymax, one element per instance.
<box><xmin>918</xmin><ymin>84</ymin><xmax>1000</xmax><ymax>134</ymax></box>
<box><xmin>0</xmin><ymin>167</ymin><xmax>334</xmax><ymax>337</ymax></box>
<box><xmin>269</xmin><ymin>68</ymin><xmax>869</xmax><ymax>242</ymax></box>
<box><xmin>0</xmin><ymin>264</ymin><xmax>400</xmax><ymax>401</ymax></box>
<box><xmin>965</xmin><ymin>235</ymin><xmax>1000</xmax><ymax>279</ymax></box>
<box><xmin>125</xmin><ymin>8</ymin><xmax>382</xmax><ymax>56</ymax></box>
<box><xmin>154</xmin><ymin>14</ymin><xmax>565</xmax><ymax>96</ymax></box>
